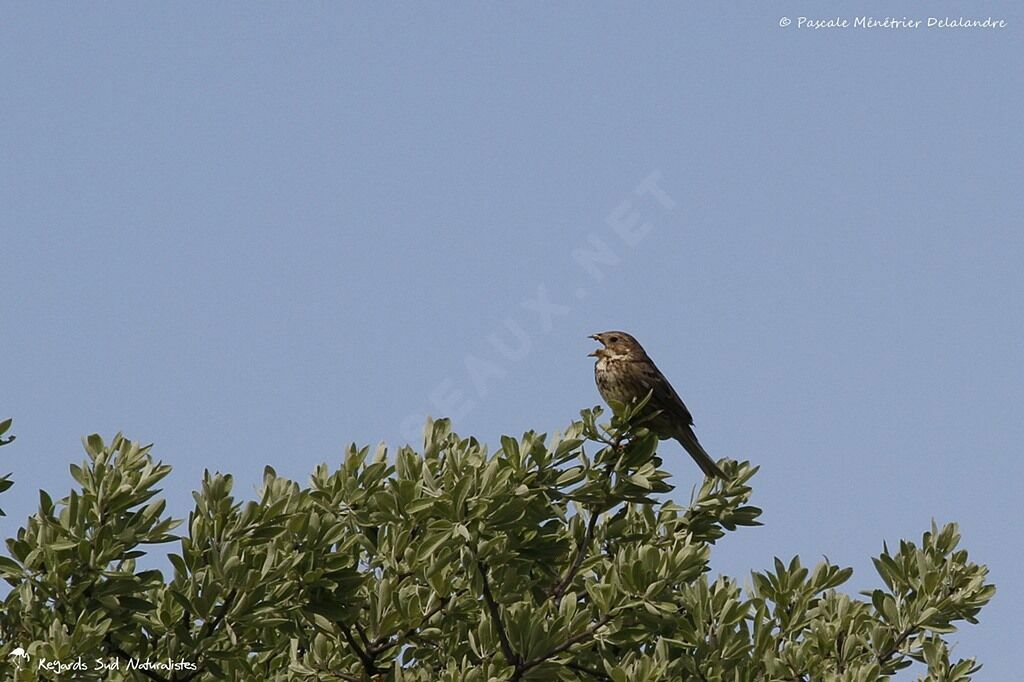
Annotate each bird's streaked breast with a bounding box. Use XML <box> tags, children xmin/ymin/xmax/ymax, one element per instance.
<box><xmin>594</xmin><ymin>357</ymin><xmax>638</xmax><ymax>407</ymax></box>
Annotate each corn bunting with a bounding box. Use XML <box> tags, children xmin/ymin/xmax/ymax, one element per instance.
<box><xmin>589</xmin><ymin>331</ymin><xmax>726</xmax><ymax>479</ymax></box>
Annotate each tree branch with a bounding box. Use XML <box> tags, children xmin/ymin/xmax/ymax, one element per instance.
<box><xmin>368</xmin><ymin>593</ymin><xmax>453</xmax><ymax>655</ymax></box>
<box><xmin>176</xmin><ymin>588</ymin><xmax>238</xmax><ymax>682</ymax></box>
<box><xmin>566</xmin><ymin>661</ymin><xmax>612</xmax><ymax>680</ymax></box>
<box><xmin>520</xmin><ymin>613</ymin><xmax>613</xmax><ymax>671</ymax></box>
<box><xmin>355</xmin><ymin>621</ymin><xmax>373</xmax><ymax>650</ymax></box>
<box><xmin>306</xmin><ymin>658</ymin><xmax>362</xmax><ymax>682</ymax></box>
<box><xmin>877</xmin><ymin>624</ymin><xmax>918</xmax><ymax>665</ymax></box>
<box><xmin>103</xmin><ymin>635</ymin><xmax>168</xmax><ymax>682</ymax></box>
<box><xmin>478</xmin><ymin>560</ymin><xmax>520</xmax><ymax>668</ymax></box>
<box><xmin>551</xmin><ymin>509</ymin><xmax>600</xmax><ymax>601</ymax></box>
<box><xmin>339</xmin><ymin>620</ymin><xmax>385</xmax><ymax>676</ymax></box>
<box><xmin>201</xmin><ymin>589</ymin><xmax>237</xmax><ymax>641</ymax></box>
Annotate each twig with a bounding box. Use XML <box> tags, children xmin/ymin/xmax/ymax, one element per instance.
<box><xmin>177</xmin><ymin>589</ymin><xmax>238</xmax><ymax>682</ymax></box>
<box><xmin>103</xmin><ymin>635</ymin><xmax>168</xmax><ymax>682</ymax></box>
<box><xmin>339</xmin><ymin>621</ymin><xmax>385</xmax><ymax>676</ymax></box>
<box><xmin>368</xmin><ymin>594</ymin><xmax>453</xmax><ymax>655</ymax></box>
<box><xmin>305</xmin><ymin>658</ymin><xmax>362</xmax><ymax>682</ymax></box>
<box><xmin>566</xmin><ymin>661</ymin><xmax>612</xmax><ymax>680</ymax></box>
<box><xmin>335</xmin><ymin>673</ymin><xmax>362</xmax><ymax>682</ymax></box>
<box><xmin>201</xmin><ymin>589</ymin><xmax>237</xmax><ymax>640</ymax></box>
<box><xmin>478</xmin><ymin>560</ymin><xmax>520</xmax><ymax>668</ymax></box>
<box><xmin>355</xmin><ymin>621</ymin><xmax>372</xmax><ymax>650</ymax></box>
<box><xmin>877</xmin><ymin>624</ymin><xmax>918</xmax><ymax>665</ymax></box>
<box><xmin>551</xmin><ymin>510</ymin><xmax>600</xmax><ymax>601</ymax></box>
<box><xmin>512</xmin><ymin>614</ymin><xmax>614</xmax><ymax>680</ymax></box>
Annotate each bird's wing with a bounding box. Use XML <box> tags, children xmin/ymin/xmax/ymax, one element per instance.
<box><xmin>630</xmin><ymin>358</ymin><xmax>694</xmax><ymax>426</ymax></box>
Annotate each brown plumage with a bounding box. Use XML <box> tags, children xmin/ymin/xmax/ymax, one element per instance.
<box><xmin>589</xmin><ymin>331</ymin><xmax>726</xmax><ymax>479</ymax></box>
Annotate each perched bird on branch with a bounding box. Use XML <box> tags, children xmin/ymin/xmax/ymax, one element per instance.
<box><xmin>589</xmin><ymin>331</ymin><xmax>726</xmax><ymax>479</ymax></box>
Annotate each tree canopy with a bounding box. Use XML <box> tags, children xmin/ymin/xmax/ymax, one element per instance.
<box><xmin>0</xmin><ymin>408</ymin><xmax>994</xmax><ymax>681</ymax></box>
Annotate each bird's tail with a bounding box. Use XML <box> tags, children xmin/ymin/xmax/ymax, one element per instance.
<box><xmin>674</xmin><ymin>426</ymin><xmax>727</xmax><ymax>479</ymax></box>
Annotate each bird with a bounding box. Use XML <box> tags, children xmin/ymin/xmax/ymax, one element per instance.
<box><xmin>589</xmin><ymin>331</ymin><xmax>726</xmax><ymax>479</ymax></box>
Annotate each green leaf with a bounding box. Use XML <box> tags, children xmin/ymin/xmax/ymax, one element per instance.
<box><xmin>0</xmin><ymin>555</ymin><xmax>22</xmax><ymax>576</ymax></box>
<box><xmin>555</xmin><ymin>466</ymin><xmax>584</xmax><ymax>487</ymax></box>
<box><xmin>86</xmin><ymin>433</ymin><xmax>105</xmax><ymax>456</ymax></box>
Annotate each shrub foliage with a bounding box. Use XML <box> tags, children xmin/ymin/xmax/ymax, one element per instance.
<box><xmin>0</xmin><ymin>408</ymin><xmax>994</xmax><ymax>681</ymax></box>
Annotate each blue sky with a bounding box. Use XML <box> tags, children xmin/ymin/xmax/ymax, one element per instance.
<box><xmin>2</xmin><ymin>2</ymin><xmax>1021</xmax><ymax>677</ymax></box>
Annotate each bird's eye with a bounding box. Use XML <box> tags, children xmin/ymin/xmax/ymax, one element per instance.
<box><xmin>609</xmin><ymin>336</ymin><xmax>619</xmax><ymax>343</ymax></box>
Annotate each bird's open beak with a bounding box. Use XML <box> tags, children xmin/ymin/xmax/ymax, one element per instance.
<box><xmin>588</xmin><ymin>334</ymin><xmax>600</xmax><ymax>356</ymax></box>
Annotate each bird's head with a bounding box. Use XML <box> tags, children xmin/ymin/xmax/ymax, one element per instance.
<box><xmin>588</xmin><ymin>331</ymin><xmax>645</xmax><ymax>360</ymax></box>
